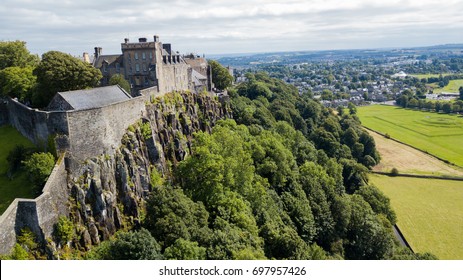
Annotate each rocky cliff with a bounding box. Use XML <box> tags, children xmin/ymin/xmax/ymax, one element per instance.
<box><xmin>66</xmin><ymin>91</ymin><xmax>231</xmax><ymax>251</ymax></box>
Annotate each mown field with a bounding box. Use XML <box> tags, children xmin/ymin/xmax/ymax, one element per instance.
<box><xmin>433</xmin><ymin>79</ymin><xmax>463</xmax><ymax>94</ymax></box>
<box><xmin>370</xmin><ymin>174</ymin><xmax>463</xmax><ymax>259</ymax></box>
<box><xmin>368</xmin><ymin>129</ymin><xmax>463</xmax><ymax>176</ymax></box>
<box><xmin>0</xmin><ymin>126</ymin><xmax>36</xmax><ymax>214</ymax></box>
<box><xmin>409</xmin><ymin>73</ymin><xmax>453</xmax><ymax>79</ymax></box>
<box><xmin>358</xmin><ymin>105</ymin><xmax>463</xmax><ymax>167</ymax></box>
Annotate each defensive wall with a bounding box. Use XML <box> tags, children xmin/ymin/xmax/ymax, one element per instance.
<box><xmin>5</xmin><ymin>95</ymin><xmax>146</xmax><ymax>163</ymax></box>
<box><xmin>0</xmin><ymin>156</ymin><xmax>68</xmax><ymax>255</ymax></box>
<box><xmin>5</xmin><ymin>98</ymin><xmax>69</xmax><ymax>150</ymax></box>
<box><xmin>0</xmin><ymin>93</ymin><xmax>146</xmax><ymax>255</ymax></box>
<box><xmin>66</xmin><ymin>95</ymin><xmax>146</xmax><ymax>162</ymax></box>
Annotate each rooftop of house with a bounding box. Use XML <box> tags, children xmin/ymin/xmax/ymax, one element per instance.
<box><xmin>48</xmin><ymin>85</ymin><xmax>132</xmax><ymax>111</ymax></box>
<box><xmin>93</xmin><ymin>54</ymin><xmax>123</xmax><ymax>68</ymax></box>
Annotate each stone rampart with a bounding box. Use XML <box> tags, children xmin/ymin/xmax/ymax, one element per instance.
<box><xmin>0</xmin><ymin>156</ymin><xmax>68</xmax><ymax>255</ymax></box>
<box><xmin>66</xmin><ymin>96</ymin><xmax>146</xmax><ymax>162</ymax></box>
<box><xmin>5</xmin><ymin>98</ymin><xmax>69</xmax><ymax>147</ymax></box>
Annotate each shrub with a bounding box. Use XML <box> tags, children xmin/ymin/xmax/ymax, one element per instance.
<box><xmin>140</xmin><ymin>121</ymin><xmax>153</xmax><ymax>140</ymax></box>
<box><xmin>390</xmin><ymin>168</ymin><xmax>399</xmax><ymax>176</ymax></box>
<box><xmin>22</xmin><ymin>152</ymin><xmax>55</xmax><ymax>190</ymax></box>
<box><xmin>54</xmin><ymin>216</ymin><xmax>75</xmax><ymax>246</ymax></box>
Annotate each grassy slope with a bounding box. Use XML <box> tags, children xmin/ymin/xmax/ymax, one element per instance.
<box><xmin>0</xmin><ymin>126</ymin><xmax>36</xmax><ymax>214</ymax></box>
<box><xmin>433</xmin><ymin>79</ymin><xmax>463</xmax><ymax>93</ymax></box>
<box><xmin>370</xmin><ymin>174</ymin><xmax>463</xmax><ymax>260</ymax></box>
<box><xmin>358</xmin><ymin>105</ymin><xmax>463</xmax><ymax>167</ymax></box>
<box><xmin>409</xmin><ymin>73</ymin><xmax>453</xmax><ymax>79</ymax></box>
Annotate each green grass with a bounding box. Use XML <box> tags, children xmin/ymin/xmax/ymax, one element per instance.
<box><xmin>357</xmin><ymin>105</ymin><xmax>463</xmax><ymax>167</ymax></box>
<box><xmin>0</xmin><ymin>126</ymin><xmax>36</xmax><ymax>214</ymax></box>
<box><xmin>409</xmin><ymin>73</ymin><xmax>453</xmax><ymax>79</ymax></box>
<box><xmin>433</xmin><ymin>79</ymin><xmax>463</xmax><ymax>94</ymax></box>
<box><xmin>370</xmin><ymin>174</ymin><xmax>463</xmax><ymax>260</ymax></box>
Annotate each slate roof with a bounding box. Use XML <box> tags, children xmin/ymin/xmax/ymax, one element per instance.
<box><xmin>48</xmin><ymin>85</ymin><xmax>132</xmax><ymax>111</ymax></box>
<box><xmin>93</xmin><ymin>54</ymin><xmax>123</xmax><ymax>68</ymax></box>
<box><xmin>191</xmin><ymin>69</ymin><xmax>207</xmax><ymax>86</ymax></box>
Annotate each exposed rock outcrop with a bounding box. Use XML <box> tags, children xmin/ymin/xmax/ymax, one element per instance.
<box><xmin>66</xmin><ymin>91</ymin><xmax>231</xmax><ymax>249</ymax></box>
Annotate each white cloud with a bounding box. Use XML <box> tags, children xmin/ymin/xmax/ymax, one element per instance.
<box><xmin>0</xmin><ymin>0</ymin><xmax>462</xmax><ymax>55</ymax></box>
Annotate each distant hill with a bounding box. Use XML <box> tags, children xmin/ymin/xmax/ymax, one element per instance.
<box><xmin>214</xmin><ymin>44</ymin><xmax>463</xmax><ymax>68</ymax></box>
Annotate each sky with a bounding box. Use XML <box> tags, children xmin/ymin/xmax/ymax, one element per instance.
<box><xmin>1</xmin><ymin>0</ymin><xmax>462</xmax><ymax>57</ymax></box>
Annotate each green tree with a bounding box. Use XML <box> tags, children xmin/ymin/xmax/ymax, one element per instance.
<box><xmin>0</xmin><ymin>66</ymin><xmax>36</xmax><ymax>102</ymax></box>
<box><xmin>344</xmin><ymin>195</ymin><xmax>394</xmax><ymax>259</ymax></box>
<box><xmin>442</xmin><ymin>102</ymin><xmax>452</xmax><ymax>114</ymax></box>
<box><xmin>0</xmin><ymin>41</ymin><xmax>39</xmax><ymax>70</ymax></box>
<box><xmin>356</xmin><ymin>185</ymin><xmax>397</xmax><ymax>224</ymax></box>
<box><xmin>109</xmin><ymin>73</ymin><xmax>131</xmax><ymax>94</ymax></box>
<box><xmin>164</xmin><ymin>238</ymin><xmax>207</xmax><ymax>260</ymax></box>
<box><xmin>22</xmin><ymin>152</ymin><xmax>55</xmax><ymax>188</ymax></box>
<box><xmin>209</xmin><ymin>60</ymin><xmax>233</xmax><ymax>90</ymax></box>
<box><xmin>348</xmin><ymin>102</ymin><xmax>357</xmax><ymax>115</ymax></box>
<box><xmin>33</xmin><ymin>51</ymin><xmax>102</xmax><ymax>107</ymax></box>
<box><xmin>459</xmin><ymin>86</ymin><xmax>463</xmax><ymax>100</ymax></box>
<box><xmin>321</xmin><ymin>89</ymin><xmax>334</xmax><ymax>101</ymax></box>
<box><xmin>89</xmin><ymin>228</ymin><xmax>162</xmax><ymax>260</ymax></box>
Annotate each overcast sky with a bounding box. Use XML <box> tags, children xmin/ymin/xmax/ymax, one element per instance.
<box><xmin>1</xmin><ymin>0</ymin><xmax>462</xmax><ymax>57</ymax></box>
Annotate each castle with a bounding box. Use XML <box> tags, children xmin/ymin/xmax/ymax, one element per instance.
<box><xmin>0</xmin><ymin>36</ymin><xmax>221</xmax><ymax>255</ymax></box>
<box><xmin>93</xmin><ymin>35</ymin><xmax>212</xmax><ymax>94</ymax></box>
<box><xmin>1</xmin><ymin>35</ymin><xmax>215</xmax><ymax>162</ymax></box>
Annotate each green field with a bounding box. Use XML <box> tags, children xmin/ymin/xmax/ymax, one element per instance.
<box><xmin>370</xmin><ymin>174</ymin><xmax>463</xmax><ymax>259</ymax></box>
<box><xmin>0</xmin><ymin>126</ymin><xmax>36</xmax><ymax>214</ymax></box>
<box><xmin>358</xmin><ymin>105</ymin><xmax>463</xmax><ymax>167</ymax></box>
<box><xmin>410</xmin><ymin>73</ymin><xmax>453</xmax><ymax>79</ymax></box>
<box><xmin>433</xmin><ymin>79</ymin><xmax>463</xmax><ymax>94</ymax></box>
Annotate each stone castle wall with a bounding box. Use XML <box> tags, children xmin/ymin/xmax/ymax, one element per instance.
<box><xmin>66</xmin><ymin>96</ymin><xmax>146</xmax><ymax>162</ymax></box>
<box><xmin>5</xmin><ymin>98</ymin><xmax>69</xmax><ymax>147</ymax></box>
<box><xmin>0</xmin><ymin>157</ymin><xmax>68</xmax><ymax>255</ymax></box>
<box><xmin>158</xmin><ymin>63</ymin><xmax>192</xmax><ymax>94</ymax></box>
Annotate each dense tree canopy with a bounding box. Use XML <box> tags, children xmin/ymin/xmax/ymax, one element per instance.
<box><xmin>0</xmin><ymin>66</ymin><xmax>36</xmax><ymax>102</ymax></box>
<box><xmin>0</xmin><ymin>41</ymin><xmax>39</xmax><ymax>70</ymax></box>
<box><xmin>33</xmin><ymin>51</ymin><xmax>102</xmax><ymax>107</ymax></box>
<box><xmin>209</xmin><ymin>60</ymin><xmax>233</xmax><ymax>90</ymax></box>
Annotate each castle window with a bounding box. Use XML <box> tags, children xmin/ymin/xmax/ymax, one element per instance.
<box><xmin>116</xmin><ymin>63</ymin><xmax>120</xmax><ymax>72</ymax></box>
<box><xmin>135</xmin><ymin>52</ymin><xmax>139</xmax><ymax>60</ymax></box>
<box><xmin>136</xmin><ymin>64</ymin><xmax>140</xmax><ymax>72</ymax></box>
<box><xmin>142</xmin><ymin>52</ymin><xmax>146</xmax><ymax>60</ymax></box>
<box><xmin>149</xmin><ymin>52</ymin><xmax>153</xmax><ymax>59</ymax></box>
<box><xmin>143</xmin><ymin>63</ymin><xmax>147</xmax><ymax>72</ymax></box>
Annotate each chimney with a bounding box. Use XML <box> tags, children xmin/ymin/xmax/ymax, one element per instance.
<box><xmin>163</xmin><ymin>43</ymin><xmax>171</xmax><ymax>55</ymax></box>
<box><xmin>139</xmin><ymin>37</ymin><xmax>147</xmax><ymax>43</ymax></box>
<box><xmin>153</xmin><ymin>35</ymin><xmax>159</xmax><ymax>42</ymax></box>
<box><xmin>83</xmin><ymin>52</ymin><xmax>90</xmax><ymax>63</ymax></box>
<box><xmin>124</xmin><ymin>38</ymin><xmax>129</xmax><ymax>43</ymax></box>
<box><xmin>94</xmin><ymin>47</ymin><xmax>102</xmax><ymax>58</ymax></box>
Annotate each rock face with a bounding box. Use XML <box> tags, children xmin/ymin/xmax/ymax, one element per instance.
<box><xmin>67</xmin><ymin>91</ymin><xmax>231</xmax><ymax>248</ymax></box>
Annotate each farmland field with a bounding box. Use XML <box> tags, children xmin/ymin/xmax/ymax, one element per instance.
<box><xmin>0</xmin><ymin>126</ymin><xmax>36</xmax><ymax>214</ymax></box>
<box><xmin>409</xmin><ymin>73</ymin><xmax>453</xmax><ymax>79</ymax></box>
<box><xmin>358</xmin><ymin>105</ymin><xmax>463</xmax><ymax>167</ymax></box>
<box><xmin>368</xmin><ymin>129</ymin><xmax>463</xmax><ymax>176</ymax></box>
<box><xmin>370</xmin><ymin>174</ymin><xmax>463</xmax><ymax>259</ymax></box>
<box><xmin>433</xmin><ymin>79</ymin><xmax>463</xmax><ymax>94</ymax></box>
